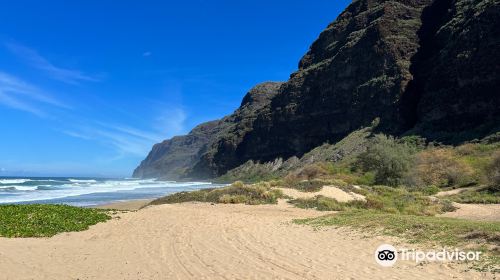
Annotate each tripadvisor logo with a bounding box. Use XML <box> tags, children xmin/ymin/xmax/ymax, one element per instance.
<box><xmin>374</xmin><ymin>244</ymin><xmax>481</xmax><ymax>267</ymax></box>
<box><xmin>375</xmin><ymin>244</ymin><xmax>397</xmax><ymax>267</ymax></box>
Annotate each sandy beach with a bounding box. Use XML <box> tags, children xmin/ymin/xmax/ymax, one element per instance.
<box><xmin>95</xmin><ymin>199</ymin><xmax>153</xmax><ymax>211</ymax></box>
<box><xmin>0</xmin><ymin>199</ymin><xmax>493</xmax><ymax>280</ymax></box>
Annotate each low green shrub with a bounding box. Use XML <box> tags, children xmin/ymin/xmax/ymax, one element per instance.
<box><xmin>487</xmin><ymin>151</ymin><xmax>500</xmax><ymax>185</ymax></box>
<box><xmin>398</xmin><ymin>135</ymin><xmax>427</xmax><ymax>150</ymax></box>
<box><xmin>419</xmin><ymin>185</ymin><xmax>441</xmax><ymax>195</ymax></box>
<box><xmin>289</xmin><ymin>196</ymin><xmax>346</xmax><ymax>211</ymax></box>
<box><xmin>287</xmin><ymin>179</ymin><xmax>324</xmax><ymax>192</ymax></box>
<box><xmin>150</xmin><ymin>181</ymin><xmax>284</xmax><ymax>205</ymax></box>
<box><xmin>444</xmin><ymin>186</ymin><xmax>500</xmax><ymax>204</ymax></box>
<box><xmin>440</xmin><ymin>199</ymin><xmax>457</xmax><ymax>212</ymax></box>
<box><xmin>151</xmin><ymin>188</ymin><xmax>213</xmax><ymax>204</ymax></box>
<box><xmin>295</xmin><ymin>164</ymin><xmax>329</xmax><ymax>180</ymax></box>
<box><xmin>356</xmin><ymin>135</ymin><xmax>414</xmax><ymax>186</ymax></box>
<box><xmin>354</xmin><ymin>172</ymin><xmax>376</xmax><ymax>186</ymax></box>
<box><xmin>408</xmin><ymin>148</ymin><xmax>476</xmax><ymax>188</ymax></box>
<box><xmin>0</xmin><ymin>204</ymin><xmax>111</xmax><ymax>238</ymax></box>
<box><xmin>218</xmin><ymin>194</ymin><xmax>248</xmax><ymax>204</ymax></box>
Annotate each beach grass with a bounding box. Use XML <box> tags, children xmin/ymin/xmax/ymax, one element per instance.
<box><xmin>289</xmin><ymin>195</ymin><xmax>347</xmax><ymax>211</ymax></box>
<box><xmin>0</xmin><ymin>204</ymin><xmax>111</xmax><ymax>237</ymax></box>
<box><xmin>295</xmin><ymin>210</ymin><xmax>500</xmax><ymax>246</ymax></box>
<box><xmin>150</xmin><ymin>181</ymin><xmax>284</xmax><ymax>205</ymax></box>
<box><xmin>289</xmin><ymin>185</ymin><xmax>454</xmax><ymax>215</ymax></box>
<box><xmin>442</xmin><ymin>185</ymin><xmax>500</xmax><ymax>204</ymax></box>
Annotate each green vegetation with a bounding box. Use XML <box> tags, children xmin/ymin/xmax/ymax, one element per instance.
<box><xmin>408</xmin><ymin>148</ymin><xmax>476</xmax><ymax>188</ymax></box>
<box><xmin>356</xmin><ymin>135</ymin><xmax>415</xmax><ymax>186</ymax></box>
<box><xmin>284</xmin><ymin>179</ymin><xmax>325</xmax><ymax>192</ymax></box>
<box><xmin>295</xmin><ymin>210</ymin><xmax>500</xmax><ymax>248</ymax></box>
<box><xmin>444</xmin><ymin>186</ymin><xmax>500</xmax><ymax>204</ymax></box>
<box><xmin>214</xmin><ymin>127</ymin><xmax>374</xmax><ymax>184</ymax></box>
<box><xmin>150</xmin><ymin>181</ymin><xmax>284</xmax><ymax>206</ymax></box>
<box><xmin>215</xmin><ymin>164</ymin><xmax>282</xmax><ymax>184</ymax></box>
<box><xmin>0</xmin><ymin>204</ymin><xmax>111</xmax><ymax>238</ymax></box>
<box><xmin>487</xmin><ymin>151</ymin><xmax>500</xmax><ymax>185</ymax></box>
<box><xmin>282</xmin><ymin>176</ymin><xmax>344</xmax><ymax>192</ymax></box>
<box><xmin>281</xmin><ymin>134</ymin><xmax>499</xmax><ymax>203</ymax></box>
<box><xmin>289</xmin><ymin>185</ymin><xmax>454</xmax><ymax>215</ymax></box>
<box><xmin>290</xmin><ymin>195</ymin><xmax>347</xmax><ymax>211</ymax></box>
<box><xmin>420</xmin><ymin>185</ymin><xmax>441</xmax><ymax>195</ymax></box>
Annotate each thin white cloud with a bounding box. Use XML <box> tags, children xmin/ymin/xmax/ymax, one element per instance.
<box><xmin>0</xmin><ymin>71</ymin><xmax>69</xmax><ymax>116</ymax></box>
<box><xmin>93</xmin><ymin>121</ymin><xmax>165</xmax><ymax>143</ymax></box>
<box><xmin>155</xmin><ymin>108</ymin><xmax>186</xmax><ymax>136</ymax></box>
<box><xmin>61</xmin><ymin>130</ymin><xmax>92</xmax><ymax>140</ymax></box>
<box><xmin>0</xmin><ymin>90</ymin><xmax>45</xmax><ymax>117</ymax></box>
<box><xmin>64</xmin><ymin>125</ymin><xmax>157</xmax><ymax>157</ymax></box>
<box><xmin>5</xmin><ymin>42</ymin><xmax>98</xmax><ymax>84</ymax></box>
<box><xmin>142</xmin><ymin>51</ymin><xmax>152</xmax><ymax>57</ymax></box>
<box><xmin>0</xmin><ymin>69</ymin><xmax>186</xmax><ymax>158</ymax></box>
<box><xmin>1</xmin><ymin>40</ymin><xmax>186</xmax><ymax>162</ymax></box>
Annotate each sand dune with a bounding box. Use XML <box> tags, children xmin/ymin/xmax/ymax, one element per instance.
<box><xmin>277</xmin><ymin>186</ymin><xmax>365</xmax><ymax>202</ymax></box>
<box><xmin>0</xmin><ymin>201</ymin><xmax>492</xmax><ymax>279</ymax></box>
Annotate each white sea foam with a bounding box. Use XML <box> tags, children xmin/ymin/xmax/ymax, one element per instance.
<box><xmin>12</xmin><ymin>186</ymin><xmax>38</xmax><ymax>191</ymax></box>
<box><xmin>0</xmin><ymin>179</ymin><xmax>32</xmax><ymax>184</ymax></box>
<box><xmin>68</xmin><ymin>179</ymin><xmax>98</xmax><ymax>183</ymax></box>
<box><xmin>0</xmin><ymin>185</ymin><xmax>37</xmax><ymax>191</ymax></box>
<box><xmin>0</xmin><ymin>179</ymin><xmax>214</xmax><ymax>204</ymax></box>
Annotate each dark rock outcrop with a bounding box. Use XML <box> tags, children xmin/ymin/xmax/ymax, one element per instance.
<box><xmin>135</xmin><ymin>0</ymin><xmax>500</xmax><ymax>179</ymax></box>
<box><xmin>407</xmin><ymin>0</ymin><xmax>500</xmax><ymax>142</ymax></box>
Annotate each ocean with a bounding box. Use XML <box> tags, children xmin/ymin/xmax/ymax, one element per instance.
<box><xmin>0</xmin><ymin>177</ymin><xmax>220</xmax><ymax>207</ymax></box>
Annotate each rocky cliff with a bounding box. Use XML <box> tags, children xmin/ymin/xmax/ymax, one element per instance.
<box><xmin>135</xmin><ymin>0</ymin><xmax>499</xmax><ymax>179</ymax></box>
<box><xmin>407</xmin><ymin>0</ymin><xmax>500</xmax><ymax>141</ymax></box>
<box><xmin>132</xmin><ymin>120</ymin><xmax>221</xmax><ymax>180</ymax></box>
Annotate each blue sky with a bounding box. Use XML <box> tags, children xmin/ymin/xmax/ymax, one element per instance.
<box><xmin>0</xmin><ymin>0</ymin><xmax>350</xmax><ymax>177</ymax></box>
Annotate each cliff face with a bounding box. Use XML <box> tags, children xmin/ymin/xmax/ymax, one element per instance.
<box><xmin>135</xmin><ymin>0</ymin><xmax>500</xmax><ymax>179</ymax></box>
<box><xmin>133</xmin><ymin>82</ymin><xmax>282</xmax><ymax>179</ymax></box>
<box><xmin>408</xmin><ymin>0</ymin><xmax>500</xmax><ymax>141</ymax></box>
